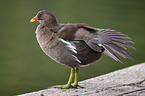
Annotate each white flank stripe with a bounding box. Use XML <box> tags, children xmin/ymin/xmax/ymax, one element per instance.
<box><xmin>72</xmin><ymin>55</ymin><xmax>81</xmax><ymax>63</ymax></box>
<box><xmin>59</xmin><ymin>38</ymin><xmax>77</xmax><ymax>54</ymax></box>
<box><xmin>98</xmin><ymin>44</ymin><xmax>102</xmax><ymax>46</ymax></box>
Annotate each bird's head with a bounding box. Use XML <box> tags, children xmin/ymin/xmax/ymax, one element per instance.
<box><xmin>30</xmin><ymin>10</ymin><xmax>58</xmax><ymax>26</ymax></box>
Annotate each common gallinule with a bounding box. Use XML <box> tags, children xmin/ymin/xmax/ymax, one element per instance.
<box><xmin>30</xmin><ymin>10</ymin><xmax>135</xmax><ymax>89</ymax></box>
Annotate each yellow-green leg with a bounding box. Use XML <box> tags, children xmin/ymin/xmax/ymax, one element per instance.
<box><xmin>73</xmin><ymin>68</ymin><xmax>84</xmax><ymax>88</ymax></box>
<box><xmin>52</xmin><ymin>68</ymin><xmax>74</xmax><ymax>89</ymax></box>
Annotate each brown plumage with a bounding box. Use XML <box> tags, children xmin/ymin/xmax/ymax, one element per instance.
<box><xmin>30</xmin><ymin>10</ymin><xmax>135</xmax><ymax>88</ymax></box>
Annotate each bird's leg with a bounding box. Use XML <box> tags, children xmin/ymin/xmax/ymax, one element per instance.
<box><xmin>73</xmin><ymin>68</ymin><xmax>84</xmax><ymax>88</ymax></box>
<box><xmin>73</xmin><ymin>68</ymin><xmax>79</xmax><ymax>87</ymax></box>
<box><xmin>65</xmin><ymin>68</ymin><xmax>74</xmax><ymax>87</ymax></box>
<box><xmin>52</xmin><ymin>68</ymin><xmax>74</xmax><ymax>89</ymax></box>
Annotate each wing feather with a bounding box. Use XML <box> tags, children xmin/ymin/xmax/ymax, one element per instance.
<box><xmin>102</xmin><ymin>44</ymin><xmax>123</xmax><ymax>63</ymax></box>
<box><xmin>112</xmin><ymin>38</ymin><xmax>135</xmax><ymax>44</ymax></box>
<box><xmin>104</xmin><ymin>44</ymin><xmax>133</xmax><ymax>61</ymax></box>
<box><xmin>94</xmin><ymin>29</ymin><xmax>135</xmax><ymax>63</ymax></box>
<box><xmin>75</xmin><ymin>25</ymin><xmax>135</xmax><ymax>63</ymax></box>
<box><xmin>112</xmin><ymin>41</ymin><xmax>136</xmax><ymax>50</ymax></box>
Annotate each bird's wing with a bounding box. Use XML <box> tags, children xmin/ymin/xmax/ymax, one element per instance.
<box><xmin>57</xmin><ymin>24</ymin><xmax>135</xmax><ymax>63</ymax></box>
<box><xmin>75</xmin><ymin>24</ymin><xmax>135</xmax><ymax>63</ymax></box>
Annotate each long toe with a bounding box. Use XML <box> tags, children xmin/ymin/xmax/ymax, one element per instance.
<box><xmin>51</xmin><ymin>84</ymin><xmax>74</xmax><ymax>89</ymax></box>
<box><xmin>73</xmin><ymin>84</ymin><xmax>85</xmax><ymax>89</ymax></box>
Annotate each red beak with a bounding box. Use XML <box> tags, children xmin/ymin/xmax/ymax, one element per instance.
<box><xmin>30</xmin><ymin>15</ymin><xmax>38</xmax><ymax>22</ymax></box>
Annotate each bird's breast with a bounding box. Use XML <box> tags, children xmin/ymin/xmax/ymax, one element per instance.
<box><xmin>36</xmin><ymin>30</ymin><xmax>81</xmax><ymax>67</ymax></box>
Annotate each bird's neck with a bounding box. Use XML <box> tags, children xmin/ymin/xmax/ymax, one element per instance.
<box><xmin>39</xmin><ymin>18</ymin><xmax>59</xmax><ymax>28</ymax></box>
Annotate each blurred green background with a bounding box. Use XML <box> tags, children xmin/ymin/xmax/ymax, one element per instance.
<box><xmin>0</xmin><ymin>0</ymin><xmax>145</xmax><ymax>95</ymax></box>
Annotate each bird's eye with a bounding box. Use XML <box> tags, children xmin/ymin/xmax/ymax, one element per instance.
<box><xmin>37</xmin><ymin>13</ymin><xmax>42</xmax><ymax>20</ymax></box>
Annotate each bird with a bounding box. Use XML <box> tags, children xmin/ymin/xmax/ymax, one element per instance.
<box><xmin>30</xmin><ymin>10</ymin><xmax>135</xmax><ymax>89</ymax></box>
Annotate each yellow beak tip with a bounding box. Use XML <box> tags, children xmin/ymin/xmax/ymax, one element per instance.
<box><xmin>30</xmin><ymin>19</ymin><xmax>35</xmax><ymax>23</ymax></box>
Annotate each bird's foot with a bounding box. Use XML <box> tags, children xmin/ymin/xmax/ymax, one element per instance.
<box><xmin>73</xmin><ymin>84</ymin><xmax>85</xmax><ymax>88</ymax></box>
<box><xmin>51</xmin><ymin>84</ymin><xmax>84</xmax><ymax>89</ymax></box>
<box><xmin>51</xmin><ymin>84</ymin><xmax>74</xmax><ymax>89</ymax></box>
